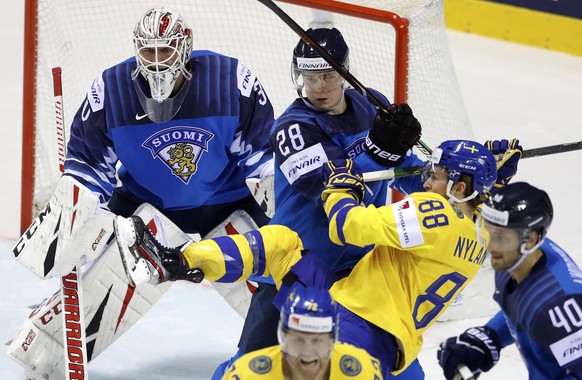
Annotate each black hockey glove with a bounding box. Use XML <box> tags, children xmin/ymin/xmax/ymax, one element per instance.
<box><xmin>321</xmin><ymin>159</ymin><xmax>365</xmax><ymax>204</ymax></box>
<box><xmin>437</xmin><ymin>326</ymin><xmax>501</xmax><ymax>380</ymax></box>
<box><xmin>364</xmin><ymin>104</ymin><xmax>422</xmax><ymax>167</ymax></box>
<box><xmin>484</xmin><ymin>139</ymin><xmax>522</xmax><ymax>187</ymax></box>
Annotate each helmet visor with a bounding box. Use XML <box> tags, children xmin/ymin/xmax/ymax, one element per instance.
<box><xmin>278</xmin><ymin>327</ymin><xmax>334</xmax><ymax>359</ymax></box>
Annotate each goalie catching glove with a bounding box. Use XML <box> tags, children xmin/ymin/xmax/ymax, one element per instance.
<box><xmin>484</xmin><ymin>138</ymin><xmax>522</xmax><ymax>187</ymax></box>
<box><xmin>321</xmin><ymin>159</ymin><xmax>365</xmax><ymax>204</ymax></box>
<box><xmin>364</xmin><ymin>103</ymin><xmax>422</xmax><ymax>167</ymax></box>
<box><xmin>437</xmin><ymin>326</ymin><xmax>501</xmax><ymax>380</ymax></box>
<box><xmin>114</xmin><ymin>215</ymin><xmax>204</xmax><ymax>286</ymax></box>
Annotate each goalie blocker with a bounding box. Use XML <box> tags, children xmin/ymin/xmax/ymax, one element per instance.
<box><xmin>8</xmin><ymin>178</ymin><xmax>260</xmax><ymax>379</ymax></box>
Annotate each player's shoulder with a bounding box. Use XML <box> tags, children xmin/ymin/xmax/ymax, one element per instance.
<box><xmin>345</xmin><ymin>87</ymin><xmax>389</xmax><ymax>105</ymax></box>
<box><xmin>332</xmin><ymin>343</ymin><xmax>383</xmax><ymax>377</ymax></box>
<box><xmin>225</xmin><ymin>346</ymin><xmax>282</xmax><ymax>378</ymax></box>
<box><xmin>273</xmin><ymin>101</ymin><xmax>318</xmax><ymax>129</ymax></box>
<box><xmin>528</xmin><ymin>292</ymin><xmax>582</xmax><ymax>369</ymax></box>
<box><xmin>407</xmin><ymin>192</ymin><xmax>456</xmax><ymax>214</ymax></box>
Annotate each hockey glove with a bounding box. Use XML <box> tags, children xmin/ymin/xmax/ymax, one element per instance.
<box><xmin>114</xmin><ymin>215</ymin><xmax>204</xmax><ymax>286</ymax></box>
<box><xmin>321</xmin><ymin>159</ymin><xmax>365</xmax><ymax>204</ymax></box>
<box><xmin>437</xmin><ymin>326</ymin><xmax>501</xmax><ymax>380</ymax></box>
<box><xmin>484</xmin><ymin>139</ymin><xmax>523</xmax><ymax>187</ymax></box>
<box><xmin>364</xmin><ymin>104</ymin><xmax>422</xmax><ymax>167</ymax></box>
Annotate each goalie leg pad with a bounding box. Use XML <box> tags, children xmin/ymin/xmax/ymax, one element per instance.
<box><xmin>8</xmin><ymin>205</ymin><xmax>261</xmax><ymax>377</ymax></box>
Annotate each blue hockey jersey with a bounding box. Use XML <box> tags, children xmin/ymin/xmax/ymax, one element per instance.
<box><xmin>269</xmin><ymin>88</ymin><xmax>425</xmax><ymax>273</ymax></box>
<box><xmin>64</xmin><ymin>50</ymin><xmax>274</xmax><ymax>211</ymax></box>
<box><xmin>487</xmin><ymin>238</ymin><xmax>582</xmax><ymax>379</ymax></box>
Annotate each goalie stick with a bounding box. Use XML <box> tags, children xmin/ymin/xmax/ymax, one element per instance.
<box><xmin>53</xmin><ymin>66</ymin><xmax>90</xmax><ymax>380</ymax></box>
<box><xmin>256</xmin><ymin>0</ymin><xmax>433</xmax><ymax>159</ymax></box>
<box><xmin>362</xmin><ymin>140</ymin><xmax>582</xmax><ymax>182</ymax></box>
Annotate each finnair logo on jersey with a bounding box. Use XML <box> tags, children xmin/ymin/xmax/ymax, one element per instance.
<box><xmin>142</xmin><ymin>126</ymin><xmax>214</xmax><ymax>184</ymax></box>
<box><xmin>392</xmin><ymin>198</ymin><xmax>423</xmax><ymax>248</ymax></box>
<box><xmin>237</xmin><ymin>62</ymin><xmax>257</xmax><ymax>98</ymax></box>
<box><xmin>550</xmin><ymin>329</ymin><xmax>582</xmax><ymax>366</ymax></box>
<box><xmin>296</xmin><ymin>57</ymin><xmax>332</xmax><ymax>71</ymax></box>
<box><xmin>281</xmin><ymin>143</ymin><xmax>328</xmax><ymax>184</ymax></box>
<box><xmin>87</xmin><ymin>75</ymin><xmax>105</xmax><ymax>112</ymax></box>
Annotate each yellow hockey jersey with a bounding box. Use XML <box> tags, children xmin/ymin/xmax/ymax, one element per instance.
<box><xmin>325</xmin><ymin>191</ymin><xmax>488</xmax><ymax>373</ymax></box>
<box><xmin>222</xmin><ymin>342</ymin><xmax>383</xmax><ymax>379</ymax></box>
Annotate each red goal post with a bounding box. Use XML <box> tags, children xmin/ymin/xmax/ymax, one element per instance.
<box><xmin>21</xmin><ymin>0</ymin><xmax>473</xmax><ymax>232</ymax></box>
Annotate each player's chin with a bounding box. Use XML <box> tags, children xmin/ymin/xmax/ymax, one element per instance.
<box><xmin>490</xmin><ymin>255</ymin><xmax>507</xmax><ymax>271</ymax></box>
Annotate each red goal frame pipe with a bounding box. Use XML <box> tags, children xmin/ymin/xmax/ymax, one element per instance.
<box><xmin>21</xmin><ymin>0</ymin><xmax>38</xmax><ymax>233</ymax></box>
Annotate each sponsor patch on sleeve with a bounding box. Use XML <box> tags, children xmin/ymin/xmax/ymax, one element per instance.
<box><xmin>550</xmin><ymin>328</ymin><xmax>582</xmax><ymax>366</ymax></box>
<box><xmin>280</xmin><ymin>143</ymin><xmax>328</xmax><ymax>185</ymax></box>
<box><xmin>392</xmin><ymin>198</ymin><xmax>424</xmax><ymax>248</ymax></box>
<box><xmin>87</xmin><ymin>75</ymin><xmax>105</xmax><ymax>112</ymax></box>
<box><xmin>237</xmin><ymin>62</ymin><xmax>256</xmax><ymax>98</ymax></box>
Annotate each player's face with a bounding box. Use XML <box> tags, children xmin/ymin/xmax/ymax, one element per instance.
<box><xmin>138</xmin><ymin>46</ymin><xmax>180</xmax><ymax>72</ymax></box>
<box><xmin>282</xmin><ymin>329</ymin><xmax>334</xmax><ymax>378</ymax></box>
<box><xmin>422</xmin><ymin>163</ymin><xmax>449</xmax><ymax>197</ymax></box>
<box><xmin>302</xmin><ymin>70</ymin><xmax>345</xmax><ymax>114</ymax></box>
<box><xmin>483</xmin><ymin>222</ymin><xmax>522</xmax><ymax>271</ymax></box>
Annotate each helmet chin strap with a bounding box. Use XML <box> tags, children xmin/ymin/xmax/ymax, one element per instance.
<box><xmin>446</xmin><ymin>180</ymin><xmax>478</xmax><ymax>205</ymax></box>
<box><xmin>506</xmin><ymin>235</ymin><xmax>544</xmax><ymax>273</ymax></box>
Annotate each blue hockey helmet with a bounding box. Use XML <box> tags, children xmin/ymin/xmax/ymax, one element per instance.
<box><xmin>291</xmin><ymin>28</ymin><xmax>349</xmax><ymax>112</ymax></box>
<box><xmin>482</xmin><ymin>182</ymin><xmax>553</xmax><ymax>239</ymax></box>
<box><xmin>425</xmin><ymin>140</ymin><xmax>497</xmax><ymax>203</ymax></box>
<box><xmin>279</xmin><ymin>285</ymin><xmax>338</xmax><ymax>335</ymax></box>
<box><xmin>478</xmin><ymin>182</ymin><xmax>553</xmax><ymax>270</ymax></box>
<box><xmin>292</xmin><ymin>28</ymin><xmax>349</xmax><ymax>73</ymax></box>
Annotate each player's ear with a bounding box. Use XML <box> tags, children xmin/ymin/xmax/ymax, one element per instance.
<box><xmin>452</xmin><ymin>181</ymin><xmax>467</xmax><ymax>198</ymax></box>
<box><xmin>524</xmin><ymin>230</ymin><xmax>540</xmax><ymax>250</ymax></box>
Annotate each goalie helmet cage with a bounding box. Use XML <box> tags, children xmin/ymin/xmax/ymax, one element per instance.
<box><xmin>21</xmin><ymin>0</ymin><xmax>474</xmax><ymax>233</ymax></box>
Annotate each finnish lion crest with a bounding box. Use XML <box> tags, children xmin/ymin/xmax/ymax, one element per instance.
<box><xmin>168</xmin><ymin>143</ymin><xmax>197</xmax><ymax>176</ymax></box>
<box><xmin>142</xmin><ymin>126</ymin><xmax>214</xmax><ymax>184</ymax></box>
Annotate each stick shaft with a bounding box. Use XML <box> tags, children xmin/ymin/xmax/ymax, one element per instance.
<box><xmin>522</xmin><ymin>141</ymin><xmax>582</xmax><ymax>158</ymax></box>
<box><xmin>53</xmin><ymin>67</ymin><xmax>90</xmax><ymax>380</ymax></box>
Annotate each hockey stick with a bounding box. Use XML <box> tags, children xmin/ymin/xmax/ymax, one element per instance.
<box><xmin>256</xmin><ymin>0</ymin><xmax>432</xmax><ymax>159</ymax></box>
<box><xmin>53</xmin><ymin>67</ymin><xmax>90</xmax><ymax>380</ymax></box>
<box><xmin>362</xmin><ymin>140</ymin><xmax>582</xmax><ymax>182</ymax></box>
<box><xmin>453</xmin><ymin>364</ymin><xmax>475</xmax><ymax>380</ymax></box>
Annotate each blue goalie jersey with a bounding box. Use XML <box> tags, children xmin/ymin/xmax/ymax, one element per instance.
<box><xmin>487</xmin><ymin>238</ymin><xmax>582</xmax><ymax>379</ymax></box>
<box><xmin>64</xmin><ymin>50</ymin><xmax>274</xmax><ymax>212</ymax></box>
<box><xmin>269</xmin><ymin>88</ymin><xmax>425</xmax><ymax>273</ymax></box>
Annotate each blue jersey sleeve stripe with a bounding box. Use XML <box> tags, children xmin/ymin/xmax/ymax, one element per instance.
<box><xmin>328</xmin><ymin>197</ymin><xmax>357</xmax><ymax>245</ymax></box>
<box><xmin>245</xmin><ymin>230</ymin><xmax>267</xmax><ymax>276</ymax></box>
<box><xmin>328</xmin><ymin>196</ymin><xmax>358</xmax><ymax>218</ymax></box>
<box><xmin>213</xmin><ymin>236</ymin><xmax>245</xmax><ymax>282</ymax></box>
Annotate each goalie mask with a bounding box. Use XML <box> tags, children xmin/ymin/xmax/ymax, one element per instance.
<box><xmin>477</xmin><ymin>182</ymin><xmax>553</xmax><ymax>272</ymax></box>
<box><xmin>291</xmin><ymin>28</ymin><xmax>349</xmax><ymax>112</ymax></box>
<box><xmin>132</xmin><ymin>7</ymin><xmax>193</xmax><ymax>123</ymax></box>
